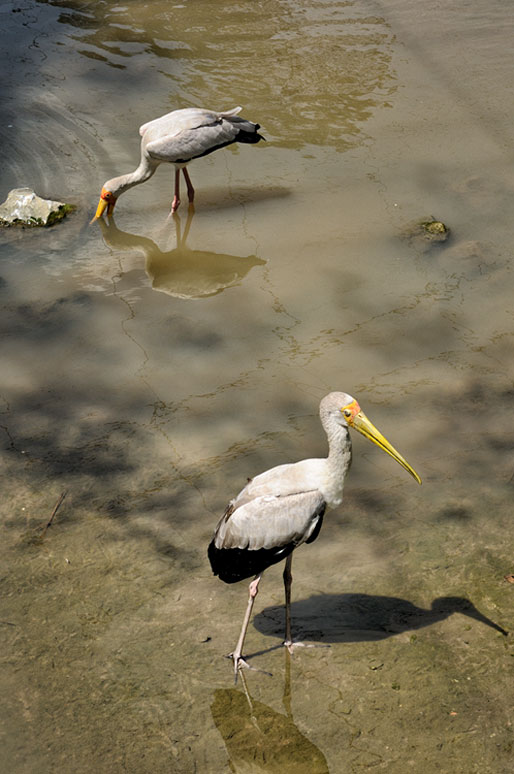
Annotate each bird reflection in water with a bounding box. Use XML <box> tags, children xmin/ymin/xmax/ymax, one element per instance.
<box><xmin>96</xmin><ymin>208</ymin><xmax>265</xmax><ymax>299</ymax></box>
<box><xmin>211</xmin><ymin>652</ymin><xmax>330</xmax><ymax>774</ymax></box>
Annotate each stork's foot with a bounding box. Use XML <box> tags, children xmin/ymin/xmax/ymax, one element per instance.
<box><xmin>225</xmin><ymin>652</ymin><xmax>273</xmax><ymax>683</ymax></box>
<box><xmin>284</xmin><ymin>640</ymin><xmax>331</xmax><ymax>655</ymax></box>
<box><xmin>171</xmin><ymin>196</ymin><xmax>180</xmax><ymax>213</ymax></box>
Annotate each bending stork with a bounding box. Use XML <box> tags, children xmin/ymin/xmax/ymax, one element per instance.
<box><xmin>208</xmin><ymin>392</ymin><xmax>421</xmax><ymax>679</ymax></box>
<box><xmin>92</xmin><ymin>106</ymin><xmax>264</xmax><ymax>220</ymax></box>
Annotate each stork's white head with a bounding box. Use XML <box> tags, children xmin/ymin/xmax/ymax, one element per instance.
<box><xmin>91</xmin><ymin>175</ymin><xmax>135</xmax><ymax>222</ymax></box>
<box><xmin>320</xmin><ymin>391</ymin><xmax>421</xmax><ymax>484</ymax></box>
<box><xmin>320</xmin><ymin>392</ymin><xmax>359</xmax><ymax>427</ymax></box>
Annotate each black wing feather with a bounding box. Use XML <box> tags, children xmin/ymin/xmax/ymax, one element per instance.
<box><xmin>208</xmin><ymin>501</ymin><xmax>326</xmax><ymax>584</ymax></box>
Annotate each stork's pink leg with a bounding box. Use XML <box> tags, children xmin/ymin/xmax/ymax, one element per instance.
<box><xmin>283</xmin><ymin>554</ymin><xmax>294</xmax><ymax>651</ymax></box>
<box><xmin>171</xmin><ymin>168</ymin><xmax>181</xmax><ymax>212</ymax></box>
<box><xmin>282</xmin><ymin>553</ymin><xmax>329</xmax><ymax>654</ymax></box>
<box><xmin>229</xmin><ymin>574</ymin><xmax>264</xmax><ymax>682</ymax></box>
<box><xmin>182</xmin><ymin>167</ymin><xmax>195</xmax><ymax>204</ymax></box>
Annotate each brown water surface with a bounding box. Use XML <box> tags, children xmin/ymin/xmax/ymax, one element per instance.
<box><xmin>1</xmin><ymin>1</ymin><xmax>513</xmax><ymax>772</ymax></box>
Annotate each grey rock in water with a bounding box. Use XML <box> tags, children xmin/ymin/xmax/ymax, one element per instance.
<box><xmin>0</xmin><ymin>187</ymin><xmax>75</xmax><ymax>227</ymax></box>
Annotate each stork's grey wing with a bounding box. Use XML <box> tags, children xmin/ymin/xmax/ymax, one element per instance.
<box><xmin>144</xmin><ymin>117</ymin><xmax>242</xmax><ymax>164</ymax></box>
<box><xmin>213</xmin><ymin>490</ymin><xmax>326</xmax><ymax>551</ymax></box>
<box><xmin>139</xmin><ymin>107</ymin><xmax>242</xmax><ymax>137</ymax></box>
<box><xmin>232</xmin><ymin>459</ymin><xmax>327</xmax><ymax>508</ymax></box>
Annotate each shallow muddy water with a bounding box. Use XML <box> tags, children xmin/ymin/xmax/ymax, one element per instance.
<box><xmin>1</xmin><ymin>1</ymin><xmax>514</xmax><ymax>772</ymax></box>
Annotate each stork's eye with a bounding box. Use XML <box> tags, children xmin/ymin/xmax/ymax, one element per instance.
<box><xmin>343</xmin><ymin>408</ymin><xmax>352</xmax><ymax>418</ymax></box>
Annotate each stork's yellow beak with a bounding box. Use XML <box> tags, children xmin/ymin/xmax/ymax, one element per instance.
<box><xmin>90</xmin><ymin>189</ymin><xmax>116</xmax><ymax>224</ymax></box>
<box><xmin>350</xmin><ymin>410</ymin><xmax>422</xmax><ymax>484</ymax></box>
<box><xmin>91</xmin><ymin>197</ymin><xmax>107</xmax><ymax>223</ymax></box>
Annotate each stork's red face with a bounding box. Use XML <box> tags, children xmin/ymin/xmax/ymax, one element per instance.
<box><xmin>340</xmin><ymin>398</ymin><xmax>360</xmax><ymax>423</ymax></box>
<box><xmin>91</xmin><ymin>188</ymin><xmax>117</xmax><ymax>222</ymax></box>
<box><xmin>341</xmin><ymin>398</ymin><xmax>421</xmax><ymax>484</ymax></box>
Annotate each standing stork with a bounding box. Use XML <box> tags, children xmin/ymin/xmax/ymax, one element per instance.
<box><xmin>91</xmin><ymin>106</ymin><xmax>264</xmax><ymax>220</ymax></box>
<box><xmin>208</xmin><ymin>392</ymin><xmax>421</xmax><ymax>679</ymax></box>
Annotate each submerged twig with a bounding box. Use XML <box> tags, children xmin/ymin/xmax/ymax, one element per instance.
<box><xmin>41</xmin><ymin>490</ymin><xmax>67</xmax><ymax>537</ymax></box>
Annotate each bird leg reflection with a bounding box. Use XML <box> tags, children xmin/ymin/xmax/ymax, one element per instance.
<box><xmin>170</xmin><ymin>206</ymin><xmax>194</xmax><ymax>246</ymax></box>
<box><xmin>238</xmin><ymin>670</ymin><xmax>266</xmax><ymax>735</ymax></box>
<box><xmin>282</xmin><ymin>647</ymin><xmax>294</xmax><ymax>719</ymax></box>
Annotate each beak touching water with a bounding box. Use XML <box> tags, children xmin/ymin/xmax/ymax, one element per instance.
<box><xmin>90</xmin><ymin>189</ymin><xmax>116</xmax><ymax>223</ymax></box>
<box><xmin>349</xmin><ymin>409</ymin><xmax>422</xmax><ymax>484</ymax></box>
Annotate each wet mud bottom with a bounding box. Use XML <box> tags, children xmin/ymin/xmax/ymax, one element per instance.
<box><xmin>2</xmin><ymin>0</ymin><xmax>514</xmax><ymax>772</ymax></box>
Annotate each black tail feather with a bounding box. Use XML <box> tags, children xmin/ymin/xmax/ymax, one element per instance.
<box><xmin>235</xmin><ymin>127</ymin><xmax>265</xmax><ymax>145</ymax></box>
<box><xmin>177</xmin><ymin>127</ymin><xmax>264</xmax><ymax>164</ymax></box>
<box><xmin>208</xmin><ymin>539</ymin><xmax>294</xmax><ymax>584</ymax></box>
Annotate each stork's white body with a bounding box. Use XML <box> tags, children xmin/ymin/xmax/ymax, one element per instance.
<box><xmin>139</xmin><ymin>107</ymin><xmax>252</xmax><ymax>167</ymax></box>
<box><xmin>208</xmin><ymin>391</ymin><xmax>421</xmax><ymax>680</ymax></box>
<box><xmin>94</xmin><ymin>106</ymin><xmax>263</xmax><ymax>216</ymax></box>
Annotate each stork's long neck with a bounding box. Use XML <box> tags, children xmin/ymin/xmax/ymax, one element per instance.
<box><xmin>108</xmin><ymin>157</ymin><xmax>158</xmax><ymax>198</ymax></box>
<box><xmin>321</xmin><ymin>418</ymin><xmax>353</xmax><ymax>507</ymax></box>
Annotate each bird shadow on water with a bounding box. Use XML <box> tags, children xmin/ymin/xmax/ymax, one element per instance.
<box><xmin>193</xmin><ymin>182</ymin><xmax>292</xmax><ymax>211</ymax></box>
<box><xmin>252</xmin><ymin>593</ymin><xmax>508</xmax><ymax>645</ymax></box>
<box><xmin>97</xmin><ymin>209</ymin><xmax>266</xmax><ymax>299</ymax></box>
<box><xmin>211</xmin><ymin>652</ymin><xmax>330</xmax><ymax>774</ymax></box>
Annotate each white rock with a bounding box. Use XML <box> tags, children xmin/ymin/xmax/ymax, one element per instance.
<box><xmin>0</xmin><ymin>187</ymin><xmax>73</xmax><ymax>227</ymax></box>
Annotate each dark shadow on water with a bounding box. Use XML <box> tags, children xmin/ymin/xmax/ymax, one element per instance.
<box><xmin>436</xmin><ymin>505</ymin><xmax>472</xmax><ymax>522</ymax></box>
<box><xmin>193</xmin><ymin>183</ymin><xmax>292</xmax><ymax>211</ymax></box>
<box><xmin>253</xmin><ymin>593</ymin><xmax>508</xmax><ymax>643</ymax></box>
<box><xmin>97</xmin><ymin>210</ymin><xmax>266</xmax><ymax>299</ymax></box>
<box><xmin>211</xmin><ymin>653</ymin><xmax>330</xmax><ymax>774</ymax></box>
